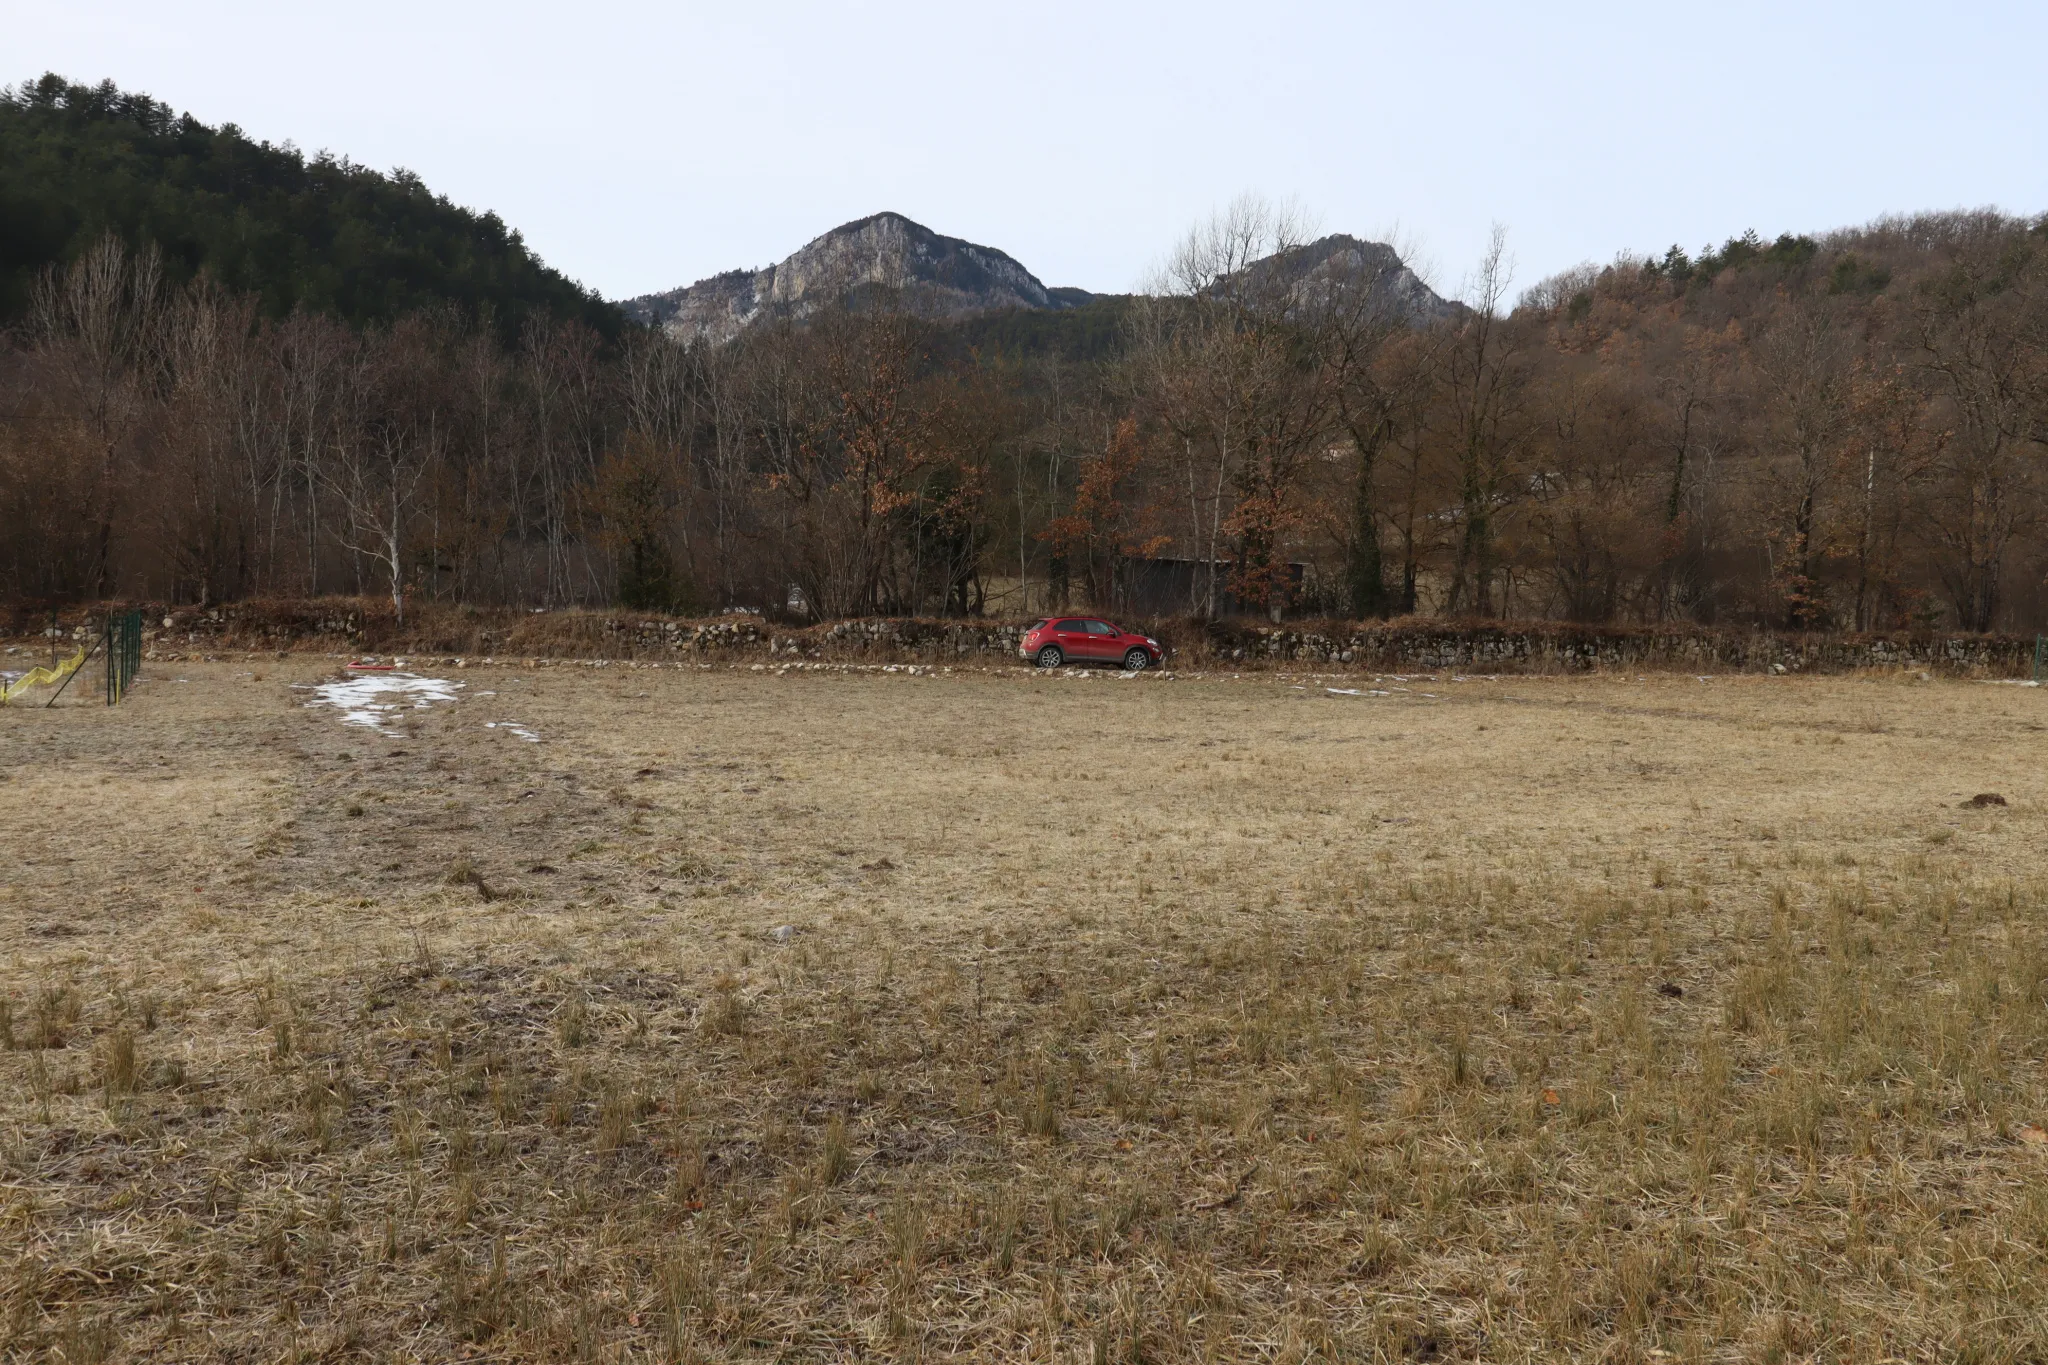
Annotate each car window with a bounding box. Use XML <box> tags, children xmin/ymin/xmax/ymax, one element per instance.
<box><xmin>1087</xmin><ymin>621</ymin><xmax>1116</xmax><ymax>635</ymax></box>
<box><xmin>1054</xmin><ymin>619</ymin><xmax>1086</xmax><ymax>632</ymax></box>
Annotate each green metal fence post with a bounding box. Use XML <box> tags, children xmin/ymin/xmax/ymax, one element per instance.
<box><xmin>103</xmin><ymin>609</ymin><xmax>142</xmax><ymax>705</ymax></box>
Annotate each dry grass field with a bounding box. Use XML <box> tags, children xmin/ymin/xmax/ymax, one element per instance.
<box><xmin>4</xmin><ymin>658</ymin><xmax>2048</xmax><ymax>1362</ymax></box>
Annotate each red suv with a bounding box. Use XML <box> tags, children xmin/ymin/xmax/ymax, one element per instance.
<box><xmin>1020</xmin><ymin>617</ymin><xmax>1164</xmax><ymax>671</ymax></box>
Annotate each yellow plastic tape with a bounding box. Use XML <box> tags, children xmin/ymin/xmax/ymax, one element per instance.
<box><xmin>1</xmin><ymin>645</ymin><xmax>86</xmax><ymax>704</ymax></box>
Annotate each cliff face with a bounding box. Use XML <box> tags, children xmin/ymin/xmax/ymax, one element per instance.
<box><xmin>621</xmin><ymin>212</ymin><xmax>1090</xmax><ymax>343</ymax></box>
<box><xmin>619</xmin><ymin>217</ymin><xmax>1451</xmax><ymax>343</ymax></box>
<box><xmin>1238</xmin><ymin>235</ymin><xmax>1455</xmax><ymax>322</ymax></box>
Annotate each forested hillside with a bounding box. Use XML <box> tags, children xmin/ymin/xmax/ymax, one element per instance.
<box><xmin>1</xmin><ymin>127</ymin><xmax>2043</xmax><ymax>636</ymax></box>
<box><xmin>1494</xmin><ymin>215</ymin><xmax>2048</xmax><ymax>632</ymax></box>
<box><xmin>0</xmin><ymin>75</ymin><xmax>619</xmax><ymax>334</ymax></box>
<box><xmin>940</xmin><ymin>296</ymin><xmax>1136</xmax><ymax>364</ymax></box>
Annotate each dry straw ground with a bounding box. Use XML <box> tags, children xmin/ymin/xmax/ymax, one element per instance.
<box><xmin>3</xmin><ymin>659</ymin><xmax>2047</xmax><ymax>1362</ymax></box>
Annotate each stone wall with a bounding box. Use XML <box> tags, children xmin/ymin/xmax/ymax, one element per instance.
<box><xmin>5</xmin><ymin>600</ymin><xmax>2036</xmax><ymax>676</ymax></box>
<box><xmin>1194</xmin><ymin>620</ymin><xmax>2037</xmax><ymax>675</ymax></box>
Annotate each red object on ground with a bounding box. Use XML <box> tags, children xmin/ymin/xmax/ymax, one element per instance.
<box><xmin>1019</xmin><ymin>618</ymin><xmax>1164</xmax><ymax>671</ymax></box>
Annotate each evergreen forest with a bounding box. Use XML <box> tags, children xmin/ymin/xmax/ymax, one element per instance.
<box><xmin>0</xmin><ymin>74</ymin><xmax>619</xmax><ymax>335</ymax></box>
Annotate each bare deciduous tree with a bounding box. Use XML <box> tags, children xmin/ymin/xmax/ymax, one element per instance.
<box><xmin>3</xmin><ymin>210</ymin><xmax>2047</xmax><ymax>635</ymax></box>
<box><xmin>1437</xmin><ymin>225</ymin><xmax>1531</xmax><ymax>617</ymax></box>
<box><xmin>30</xmin><ymin>234</ymin><xmax>165</xmax><ymax>595</ymax></box>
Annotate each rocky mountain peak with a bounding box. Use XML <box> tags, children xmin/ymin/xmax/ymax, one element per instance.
<box><xmin>1233</xmin><ymin>234</ymin><xmax>1454</xmax><ymax>322</ymax></box>
<box><xmin>619</xmin><ymin>219</ymin><xmax>1451</xmax><ymax>344</ymax></box>
<box><xmin>621</xmin><ymin>212</ymin><xmax>1086</xmax><ymax>343</ymax></box>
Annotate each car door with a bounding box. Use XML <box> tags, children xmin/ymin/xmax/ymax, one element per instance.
<box><xmin>1097</xmin><ymin>620</ymin><xmax>1144</xmax><ymax>664</ymax></box>
<box><xmin>1050</xmin><ymin>618</ymin><xmax>1093</xmax><ymax>661</ymax></box>
<box><xmin>1080</xmin><ymin>619</ymin><xmax>1120</xmax><ymax>661</ymax></box>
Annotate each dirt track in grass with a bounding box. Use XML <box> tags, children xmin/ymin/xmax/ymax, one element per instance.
<box><xmin>4</xmin><ymin>660</ymin><xmax>2048</xmax><ymax>1360</ymax></box>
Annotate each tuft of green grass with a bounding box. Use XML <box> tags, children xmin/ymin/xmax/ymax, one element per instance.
<box><xmin>445</xmin><ymin>858</ymin><xmax>499</xmax><ymax>901</ymax></box>
<box><xmin>98</xmin><ymin>1028</ymin><xmax>137</xmax><ymax>1098</ymax></box>
<box><xmin>556</xmin><ymin>996</ymin><xmax>588</xmax><ymax>1049</ymax></box>
<box><xmin>819</xmin><ymin>1113</ymin><xmax>852</xmax><ymax>1185</ymax></box>
<box><xmin>701</xmin><ymin>980</ymin><xmax>747</xmax><ymax>1037</ymax></box>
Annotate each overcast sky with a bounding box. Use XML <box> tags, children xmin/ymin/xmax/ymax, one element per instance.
<box><xmin>12</xmin><ymin>1</ymin><xmax>2046</xmax><ymax>304</ymax></box>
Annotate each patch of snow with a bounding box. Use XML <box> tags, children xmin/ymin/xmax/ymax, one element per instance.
<box><xmin>1326</xmin><ymin>688</ymin><xmax>1392</xmax><ymax>697</ymax></box>
<box><xmin>484</xmin><ymin>720</ymin><xmax>540</xmax><ymax>742</ymax></box>
<box><xmin>306</xmin><ymin>672</ymin><xmax>463</xmax><ymax>735</ymax></box>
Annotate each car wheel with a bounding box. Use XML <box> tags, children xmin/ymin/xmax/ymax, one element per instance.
<box><xmin>1036</xmin><ymin>645</ymin><xmax>1064</xmax><ymax>669</ymax></box>
<box><xmin>1122</xmin><ymin>648</ymin><xmax>1150</xmax><ymax>672</ymax></box>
